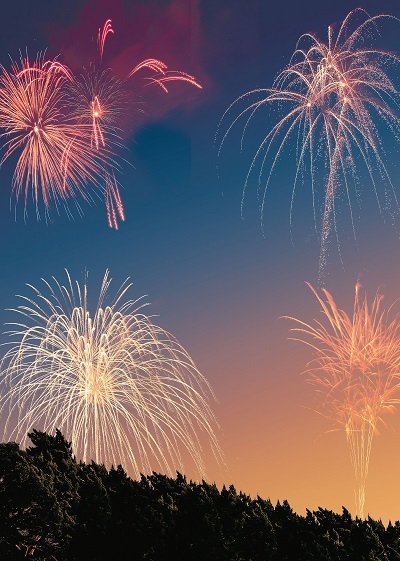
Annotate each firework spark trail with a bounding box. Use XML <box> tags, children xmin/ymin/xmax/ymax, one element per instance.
<box><xmin>68</xmin><ymin>19</ymin><xmax>202</xmax><ymax>229</ymax></box>
<box><xmin>98</xmin><ymin>19</ymin><xmax>114</xmax><ymax>62</ymax></box>
<box><xmin>285</xmin><ymin>283</ymin><xmax>400</xmax><ymax>518</ymax></box>
<box><xmin>0</xmin><ymin>54</ymin><xmax>115</xmax><ymax>220</ymax></box>
<box><xmin>0</xmin><ymin>271</ymin><xmax>222</xmax><ymax>479</ymax></box>
<box><xmin>128</xmin><ymin>58</ymin><xmax>202</xmax><ymax>93</ymax></box>
<box><xmin>217</xmin><ymin>10</ymin><xmax>400</xmax><ymax>282</ymax></box>
<box><xmin>105</xmin><ymin>169</ymin><xmax>125</xmax><ymax>229</ymax></box>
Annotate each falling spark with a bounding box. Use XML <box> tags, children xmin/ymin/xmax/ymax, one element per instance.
<box><xmin>285</xmin><ymin>282</ymin><xmax>400</xmax><ymax>517</ymax></box>
<box><xmin>105</xmin><ymin>170</ymin><xmax>125</xmax><ymax>229</ymax></box>
<box><xmin>218</xmin><ymin>10</ymin><xmax>400</xmax><ymax>281</ymax></box>
<box><xmin>0</xmin><ymin>271</ymin><xmax>222</xmax><ymax>478</ymax></box>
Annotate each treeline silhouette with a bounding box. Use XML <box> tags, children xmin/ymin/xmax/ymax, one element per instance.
<box><xmin>1</xmin><ymin>430</ymin><xmax>400</xmax><ymax>560</ymax></box>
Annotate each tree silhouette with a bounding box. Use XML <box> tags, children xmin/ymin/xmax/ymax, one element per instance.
<box><xmin>1</xmin><ymin>429</ymin><xmax>400</xmax><ymax>560</ymax></box>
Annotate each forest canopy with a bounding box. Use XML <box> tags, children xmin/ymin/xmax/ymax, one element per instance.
<box><xmin>0</xmin><ymin>430</ymin><xmax>399</xmax><ymax>560</ymax></box>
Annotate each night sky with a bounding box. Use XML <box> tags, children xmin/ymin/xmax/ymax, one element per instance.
<box><xmin>2</xmin><ymin>0</ymin><xmax>400</xmax><ymax>521</ymax></box>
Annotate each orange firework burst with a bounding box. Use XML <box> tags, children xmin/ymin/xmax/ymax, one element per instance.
<box><xmin>0</xmin><ymin>54</ymin><xmax>113</xmax><ymax>219</ymax></box>
<box><xmin>286</xmin><ymin>283</ymin><xmax>400</xmax><ymax>518</ymax></box>
<box><xmin>218</xmin><ymin>10</ymin><xmax>400</xmax><ymax>281</ymax></box>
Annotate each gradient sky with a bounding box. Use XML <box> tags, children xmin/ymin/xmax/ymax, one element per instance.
<box><xmin>2</xmin><ymin>0</ymin><xmax>400</xmax><ymax>521</ymax></box>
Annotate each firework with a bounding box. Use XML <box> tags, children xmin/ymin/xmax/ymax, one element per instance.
<box><xmin>0</xmin><ymin>55</ymin><xmax>113</xmax><ymax>219</ymax></box>
<box><xmin>285</xmin><ymin>283</ymin><xmax>400</xmax><ymax>517</ymax></box>
<box><xmin>218</xmin><ymin>10</ymin><xmax>400</xmax><ymax>280</ymax></box>
<box><xmin>68</xmin><ymin>19</ymin><xmax>201</xmax><ymax>229</ymax></box>
<box><xmin>0</xmin><ymin>18</ymin><xmax>201</xmax><ymax>226</ymax></box>
<box><xmin>0</xmin><ymin>271</ymin><xmax>222</xmax><ymax>479</ymax></box>
<box><xmin>128</xmin><ymin>59</ymin><xmax>202</xmax><ymax>93</ymax></box>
